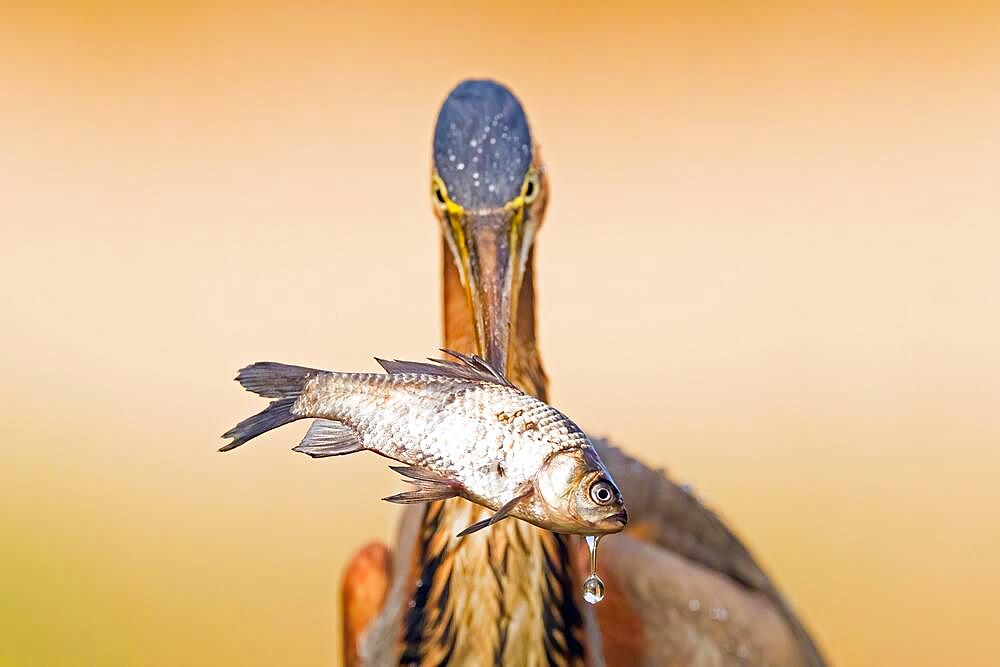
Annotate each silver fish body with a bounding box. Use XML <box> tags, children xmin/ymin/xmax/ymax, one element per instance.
<box><xmin>222</xmin><ymin>351</ymin><xmax>628</xmax><ymax>536</ymax></box>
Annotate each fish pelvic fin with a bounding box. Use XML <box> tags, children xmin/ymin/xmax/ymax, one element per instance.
<box><xmin>456</xmin><ymin>484</ymin><xmax>533</xmax><ymax>537</ymax></box>
<box><xmin>221</xmin><ymin>361</ymin><xmax>322</xmax><ymax>451</ymax></box>
<box><xmin>383</xmin><ymin>484</ymin><xmax>459</xmax><ymax>504</ymax></box>
<box><xmin>383</xmin><ymin>466</ymin><xmax>461</xmax><ymax>504</ymax></box>
<box><xmin>374</xmin><ymin>349</ymin><xmax>515</xmax><ymax>389</ymax></box>
<box><xmin>455</xmin><ymin>516</ymin><xmax>493</xmax><ymax>537</ymax></box>
<box><xmin>292</xmin><ymin>419</ymin><xmax>363</xmax><ymax>458</ymax></box>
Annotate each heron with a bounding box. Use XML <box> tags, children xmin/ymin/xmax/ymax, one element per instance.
<box><xmin>340</xmin><ymin>80</ymin><xmax>827</xmax><ymax>666</ymax></box>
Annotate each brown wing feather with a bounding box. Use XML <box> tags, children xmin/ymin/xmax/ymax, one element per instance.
<box><xmin>341</xmin><ymin>542</ymin><xmax>391</xmax><ymax>667</ymax></box>
<box><xmin>587</xmin><ymin>535</ymin><xmax>812</xmax><ymax>666</ymax></box>
<box><xmin>593</xmin><ymin>438</ymin><xmax>827</xmax><ymax>666</ymax></box>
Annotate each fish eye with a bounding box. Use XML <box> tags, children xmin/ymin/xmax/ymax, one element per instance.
<box><xmin>589</xmin><ymin>480</ymin><xmax>615</xmax><ymax>506</ymax></box>
<box><xmin>522</xmin><ymin>170</ymin><xmax>540</xmax><ymax>204</ymax></box>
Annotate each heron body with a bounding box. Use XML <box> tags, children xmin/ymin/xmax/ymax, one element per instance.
<box><xmin>341</xmin><ymin>80</ymin><xmax>827</xmax><ymax>666</ymax></box>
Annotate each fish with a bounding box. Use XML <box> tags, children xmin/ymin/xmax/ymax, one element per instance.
<box><xmin>221</xmin><ymin>349</ymin><xmax>628</xmax><ymax>537</ymax></box>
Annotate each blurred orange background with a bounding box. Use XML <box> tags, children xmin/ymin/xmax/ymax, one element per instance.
<box><xmin>2</xmin><ymin>2</ymin><xmax>998</xmax><ymax>665</ymax></box>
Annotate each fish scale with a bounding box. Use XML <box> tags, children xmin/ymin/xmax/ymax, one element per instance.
<box><xmin>222</xmin><ymin>350</ymin><xmax>627</xmax><ymax>538</ymax></box>
<box><xmin>301</xmin><ymin>373</ymin><xmax>573</xmax><ymax>502</ymax></box>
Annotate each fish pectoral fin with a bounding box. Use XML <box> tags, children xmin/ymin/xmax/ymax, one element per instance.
<box><xmin>292</xmin><ymin>420</ymin><xmax>363</xmax><ymax>458</ymax></box>
<box><xmin>456</xmin><ymin>485</ymin><xmax>533</xmax><ymax>538</ymax></box>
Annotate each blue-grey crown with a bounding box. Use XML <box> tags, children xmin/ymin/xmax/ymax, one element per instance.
<box><xmin>433</xmin><ymin>80</ymin><xmax>533</xmax><ymax>209</ymax></box>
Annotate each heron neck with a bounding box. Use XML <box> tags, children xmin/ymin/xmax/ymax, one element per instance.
<box><xmin>441</xmin><ymin>237</ymin><xmax>547</xmax><ymax>399</ymax></box>
<box><xmin>395</xmin><ymin>238</ymin><xmax>583</xmax><ymax>664</ymax></box>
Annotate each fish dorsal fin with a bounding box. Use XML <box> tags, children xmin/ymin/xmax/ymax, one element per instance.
<box><xmin>438</xmin><ymin>349</ymin><xmax>515</xmax><ymax>387</ymax></box>
<box><xmin>374</xmin><ymin>348</ymin><xmax>516</xmax><ymax>389</ymax></box>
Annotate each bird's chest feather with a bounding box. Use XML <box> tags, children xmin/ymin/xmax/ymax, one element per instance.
<box><xmin>400</xmin><ymin>498</ymin><xmax>586</xmax><ymax>666</ymax></box>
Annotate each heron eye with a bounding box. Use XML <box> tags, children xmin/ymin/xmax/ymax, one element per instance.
<box><xmin>432</xmin><ymin>178</ymin><xmax>449</xmax><ymax>210</ymax></box>
<box><xmin>589</xmin><ymin>480</ymin><xmax>615</xmax><ymax>506</ymax></box>
<box><xmin>523</xmin><ymin>171</ymin><xmax>540</xmax><ymax>204</ymax></box>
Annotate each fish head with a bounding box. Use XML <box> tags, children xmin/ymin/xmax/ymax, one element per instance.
<box><xmin>534</xmin><ymin>447</ymin><xmax>628</xmax><ymax>535</ymax></box>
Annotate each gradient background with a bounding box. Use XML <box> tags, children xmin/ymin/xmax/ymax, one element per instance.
<box><xmin>2</xmin><ymin>2</ymin><xmax>998</xmax><ymax>665</ymax></box>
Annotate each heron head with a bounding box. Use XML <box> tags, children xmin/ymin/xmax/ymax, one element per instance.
<box><xmin>431</xmin><ymin>79</ymin><xmax>548</xmax><ymax>374</ymax></box>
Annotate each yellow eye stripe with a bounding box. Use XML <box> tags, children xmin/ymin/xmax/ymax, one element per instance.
<box><xmin>431</xmin><ymin>168</ymin><xmax>534</xmax><ymax>357</ymax></box>
<box><xmin>432</xmin><ymin>170</ymin><xmax>538</xmax><ymax>214</ymax></box>
<box><xmin>506</xmin><ymin>197</ymin><xmax>524</xmax><ymax>263</ymax></box>
<box><xmin>432</xmin><ymin>169</ymin><xmax>535</xmax><ymax>287</ymax></box>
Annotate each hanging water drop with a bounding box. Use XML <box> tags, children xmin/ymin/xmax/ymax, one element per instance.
<box><xmin>583</xmin><ymin>575</ymin><xmax>605</xmax><ymax>604</ymax></box>
<box><xmin>582</xmin><ymin>535</ymin><xmax>606</xmax><ymax>604</ymax></box>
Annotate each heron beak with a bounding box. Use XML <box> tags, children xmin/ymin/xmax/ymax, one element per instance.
<box><xmin>449</xmin><ymin>205</ymin><xmax>526</xmax><ymax>373</ymax></box>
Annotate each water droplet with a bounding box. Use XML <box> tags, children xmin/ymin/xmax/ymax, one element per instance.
<box><xmin>709</xmin><ymin>603</ymin><xmax>729</xmax><ymax>622</ymax></box>
<box><xmin>456</xmin><ymin>163</ymin><xmax>465</xmax><ymax>170</ymax></box>
<box><xmin>469</xmin><ymin>139</ymin><xmax>477</xmax><ymax>147</ymax></box>
<box><xmin>583</xmin><ymin>575</ymin><xmax>605</xmax><ymax>604</ymax></box>
<box><xmin>582</xmin><ymin>535</ymin><xmax>606</xmax><ymax>604</ymax></box>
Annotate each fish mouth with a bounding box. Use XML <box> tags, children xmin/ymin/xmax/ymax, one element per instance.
<box><xmin>607</xmin><ymin>511</ymin><xmax>628</xmax><ymax>526</ymax></box>
<box><xmin>596</xmin><ymin>510</ymin><xmax>628</xmax><ymax>533</ymax></box>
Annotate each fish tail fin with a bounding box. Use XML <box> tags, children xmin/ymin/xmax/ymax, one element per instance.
<box><xmin>235</xmin><ymin>361</ymin><xmax>321</xmax><ymax>399</ymax></box>
<box><xmin>221</xmin><ymin>362</ymin><xmax>322</xmax><ymax>451</ymax></box>
<box><xmin>220</xmin><ymin>397</ymin><xmax>300</xmax><ymax>451</ymax></box>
